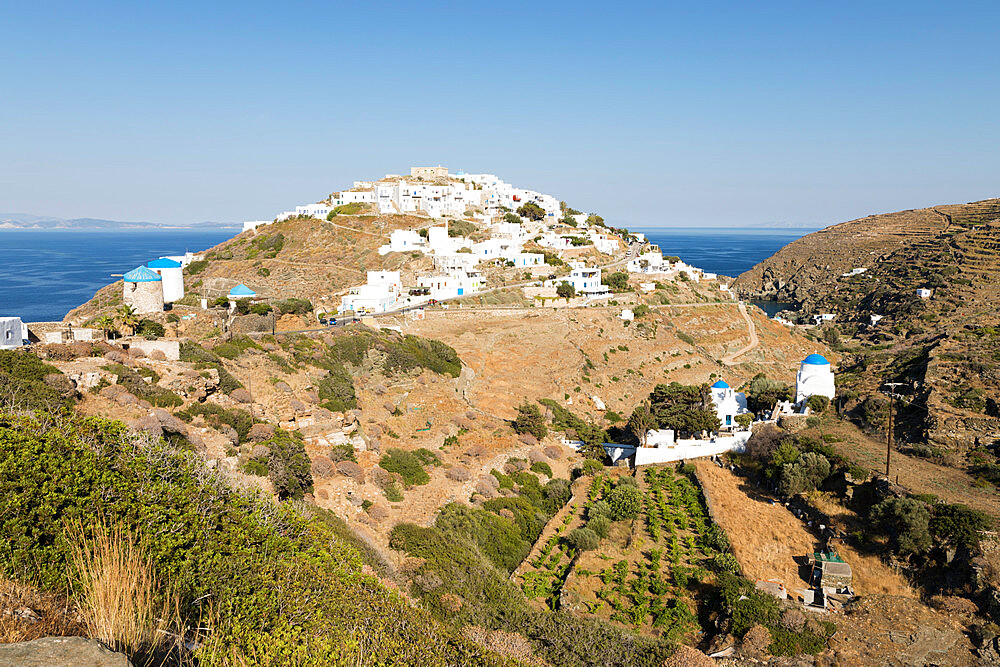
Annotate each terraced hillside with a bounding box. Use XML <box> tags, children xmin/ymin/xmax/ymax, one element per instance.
<box><xmin>735</xmin><ymin>198</ymin><xmax>1000</xmax><ymax>479</ymax></box>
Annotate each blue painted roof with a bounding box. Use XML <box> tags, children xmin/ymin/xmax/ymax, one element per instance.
<box><xmin>228</xmin><ymin>283</ymin><xmax>256</xmax><ymax>297</ymax></box>
<box><xmin>711</xmin><ymin>380</ymin><xmax>730</xmax><ymax>389</ymax></box>
<box><xmin>123</xmin><ymin>266</ymin><xmax>162</xmax><ymax>282</ymax></box>
<box><xmin>147</xmin><ymin>257</ymin><xmax>182</xmax><ymax>268</ymax></box>
<box><xmin>803</xmin><ymin>353</ymin><xmax>830</xmax><ymax>365</ymax></box>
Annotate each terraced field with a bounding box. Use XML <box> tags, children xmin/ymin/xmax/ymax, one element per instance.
<box><xmin>516</xmin><ymin>467</ymin><xmax>733</xmax><ymax>642</ymax></box>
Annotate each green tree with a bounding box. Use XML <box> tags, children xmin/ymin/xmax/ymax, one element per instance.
<box><xmin>734</xmin><ymin>413</ymin><xmax>755</xmax><ymax>430</ymax></box>
<box><xmin>929</xmin><ymin>503</ymin><xmax>991</xmax><ymax>549</ymax></box>
<box><xmin>556</xmin><ymin>281</ymin><xmax>576</xmax><ymax>298</ymax></box>
<box><xmin>585</xmin><ymin>214</ymin><xmax>604</xmax><ymax>226</ymax></box>
<box><xmin>627</xmin><ymin>401</ymin><xmax>655</xmax><ymax>446</ymax></box>
<box><xmin>516</xmin><ymin>202</ymin><xmax>546</xmax><ymax>221</ymax></box>
<box><xmin>503</xmin><ymin>212</ymin><xmax>522</xmax><ymax>224</ymax></box>
<box><xmin>647</xmin><ymin>382</ymin><xmax>720</xmax><ymax>436</ymax></box>
<box><xmin>778</xmin><ymin>452</ymin><xmax>830</xmax><ymax>496</ymax></box>
<box><xmin>512</xmin><ymin>402</ymin><xmax>548</xmax><ymax>440</ymax></box>
<box><xmin>746</xmin><ymin>373</ymin><xmax>791</xmax><ymax>415</ymax></box>
<box><xmin>872</xmin><ymin>497</ymin><xmax>932</xmax><ymax>554</ymax></box>
<box><xmin>94</xmin><ymin>315</ymin><xmax>116</xmax><ymax>340</ymax></box>
<box><xmin>116</xmin><ymin>304</ymin><xmax>139</xmax><ymax>336</ymax></box>
<box><xmin>602</xmin><ymin>271</ymin><xmax>630</xmax><ymax>292</ymax></box>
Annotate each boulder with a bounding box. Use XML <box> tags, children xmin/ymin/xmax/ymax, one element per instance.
<box><xmin>152</xmin><ymin>408</ymin><xmax>187</xmax><ymax>435</ymax></box>
<box><xmin>217</xmin><ymin>424</ymin><xmax>239</xmax><ymax>446</ymax></box>
<box><xmin>230</xmin><ymin>388</ymin><xmax>253</xmax><ymax>404</ymax></box>
<box><xmin>0</xmin><ymin>636</ymin><xmax>132</xmax><ymax>666</ymax></box>
<box><xmin>274</xmin><ymin>381</ymin><xmax>291</xmax><ymax>393</ymax></box>
<box><xmin>446</xmin><ymin>466</ymin><xmax>471</xmax><ymax>482</ymax></box>
<box><xmin>128</xmin><ymin>414</ymin><xmax>163</xmax><ymax>438</ymax></box>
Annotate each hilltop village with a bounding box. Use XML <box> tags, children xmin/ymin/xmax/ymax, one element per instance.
<box><xmin>2</xmin><ymin>179</ymin><xmax>998</xmax><ymax>666</ymax></box>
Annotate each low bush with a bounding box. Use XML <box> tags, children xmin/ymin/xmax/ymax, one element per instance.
<box><xmin>380</xmin><ymin>449</ymin><xmax>431</xmax><ymax>486</ymax></box>
<box><xmin>0</xmin><ymin>411</ymin><xmax>497</xmax><ymax>665</ymax></box>
<box><xmin>0</xmin><ymin>350</ymin><xmax>75</xmax><ymax>412</ymax></box>
<box><xmin>102</xmin><ymin>364</ymin><xmax>182</xmax><ymax>408</ymax></box>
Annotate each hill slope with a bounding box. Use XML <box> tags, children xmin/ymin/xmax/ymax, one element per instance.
<box><xmin>734</xmin><ymin>198</ymin><xmax>1000</xmax><ymax>466</ymax></box>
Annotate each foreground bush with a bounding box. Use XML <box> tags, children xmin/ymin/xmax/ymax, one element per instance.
<box><xmin>0</xmin><ymin>411</ymin><xmax>501</xmax><ymax>665</ymax></box>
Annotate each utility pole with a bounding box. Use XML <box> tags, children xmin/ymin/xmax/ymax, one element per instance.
<box><xmin>881</xmin><ymin>382</ymin><xmax>906</xmax><ymax>478</ymax></box>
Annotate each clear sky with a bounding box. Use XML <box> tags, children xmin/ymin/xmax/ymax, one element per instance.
<box><xmin>1</xmin><ymin>1</ymin><xmax>998</xmax><ymax>227</ymax></box>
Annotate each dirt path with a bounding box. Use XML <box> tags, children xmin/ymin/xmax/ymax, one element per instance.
<box><xmin>721</xmin><ymin>301</ymin><xmax>758</xmax><ymax>365</ymax></box>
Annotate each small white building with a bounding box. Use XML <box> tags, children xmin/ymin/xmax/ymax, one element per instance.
<box><xmin>339</xmin><ymin>271</ymin><xmax>401</xmax><ymax>314</ymax></box>
<box><xmin>869</xmin><ymin>314</ymin><xmax>884</xmax><ymax>326</ymax></box>
<box><xmin>916</xmin><ymin>288</ymin><xmax>932</xmax><ymax>298</ymax></box>
<box><xmin>510</xmin><ymin>252</ymin><xmax>544</xmax><ymax>267</ymax></box>
<box><xmin>644</xmin><ymin>429</ymin><xmax>676</xmax><ymax>448</ymax></box>
<box><xmin>795</xmin><ymin>354</ymin><xmax>836</xmax><ymax>405</ymax></box>
<box><xmin>620</xmin><ymin>309</ymin><xmax>635</xmax><ymax>321</ymax></box>
<box><xmin>147</xmin><ymin>258</ymin><xmax>184</xmax><ymax>303</ymax></box>
<box><xmin>243</xmin><ymin>220</ymin><xmax>273</xmax><ymax>232</ymax></box>
<box><xmin>812</xmin><ymin>313</ymin><xmax>836</xmax><ymax>325</ymax></box>
<box><xmin>568</xmin><ymin>266</ymin><xmax>607</xmax><ymax>295</ymax></box>
<box><xmin>709</xmin><ymin>380</ymin><xmax>750</xmax><ymax>430</ymax></box>
<box><xmin>378</xmin><ymin>229</ymin><xmax>427</xmax><ymax>255</ymax></box>
<box><xmin>417</xmin><ymin>272</ymin><xmax>482</xmax><ymax>300</ymax></box>
<box><xmin>0</xmin><ymin>317</ymin><xmax>26</xmax><ymax>350</ymax></box>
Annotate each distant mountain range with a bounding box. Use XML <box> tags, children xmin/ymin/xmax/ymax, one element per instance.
<box><xmin>0</xmin><ymin>213</ymin><xmax>240</xmax><ymax>230</ymax></box>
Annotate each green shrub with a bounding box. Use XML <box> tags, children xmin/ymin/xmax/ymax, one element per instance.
<box><xmin>806</xmin><ymin>395</ymin><xmax>829</xmax><ymax>413</ymax></box>
<box><xmin>185</xmin><ymin>259</ymin><xmax>208</xmax><ymax>275</ymax></box>
<box><xmin>213</xmin><ymin>335</ymin><xmax>260</xmax><ymax>360</ymax></box>
<box><xmin>274</xmin><ymin>298</ymin><xmax>313</xmax><ymax>315</ymax></box>
<box><xmin>252</xmin><ymin>430</ymin><xmax>313</xmax><ymax>500</ymax></box>
<box><xmin>137</xmin><ymin>319</ymin><xmax>165</xmax><ymax>338</ymax></box>
<box><xmin>530</xmin><ymin>461</ymin><xmax>553</xmax><ymax>478</ymax></box>
<box><xmin>587</xmin><ymin>514</ymin><xmax>611</xmax><ymax>538</ymax></box>
<box><xmin>606</xmin><ymin>485</ymin><xmax>642</xmax><ymax>520</ymax></box>
<box><xmin>0</xmin><ymin>350</ymin><xmax>75</xmax><ymax>412</ymax></box>
<box><xmin>581</xmin><ymin>459</ymin><xmax>603</xmax><ymax>475</ymax></box>
<box><xmin>380</xmin><ymin>449</ymin><xmax>431</xmax><ymax>486</ymax></box>
<box><xmin>872</xmin><ymin>497</ymin><xmax>932</xmax><ymax>554</ymax></box>
<box><xmin>317</xmin><ymin>365</ymin><xmax>357</xmax><ymax>412</ymax></box>
<box><xmin>0</xmin><ymin>411</ymin><xmax>497</xmax><ymax>665</ymax></box>
<box><xmin>716</xmin><ymin>573</ymin><xmax>780</xmax><ymax>636</ymax></box>
<box><xmin>566</xmin><ymin>527</ymin><xmax>599</xmax><ymax>551</ymax></box>
<box><xmin>384</xmin><ymin>483</ymin><xmax>404</xmax><ymax>502</ymax></box>
<box><xmin>179</xmin><ymin>341</ymin><xmax>243</xmax><ymax>395</ymax></box>
<box><xmin>102</xmin><ymin>363</ymin><xmax>182</xmax><ymax>408</ymax></box>
<box><xmin>175</xmin><ymin>403</ymin><xmax>255</xmax><ymax>442</ymax></box>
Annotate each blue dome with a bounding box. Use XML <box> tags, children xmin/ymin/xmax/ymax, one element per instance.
<box><xmin>123</xmin><ymin>266</ymin><xmax>162</xmax><ymax>282</ymax></box>
<box><xmin>147</xmin><ymin>257</ymin><xmax>182</xmax><ymax>269</ymax></box>
<box><xmin>711</xmin><ymin>380</ymin><xmax>730</xmax><ymax>389</ymax></box>
<box><xmin>802</xmin><ymin>353</ymin><xmax>830</xmax><ymax>365</ymax></box>
<box><xmin>228</xmin><ymin>283</ymin><xmax>256</xmax><ymax>297</ymax></box>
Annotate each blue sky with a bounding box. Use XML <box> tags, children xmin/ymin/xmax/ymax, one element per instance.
<box><xmin>1</xmin><ymin>1</ymin><xmax>998</xmax><ymax>227</ymax></box>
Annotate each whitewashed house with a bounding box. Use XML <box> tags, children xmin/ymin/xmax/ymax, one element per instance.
<box><xmin>568</xmin><ymin>266</ymin><xmax>608</xmax><ymax>295</ymax></box>
<box><xmin>795</xmin><ymin>354</ymin><xmax>836</xmax><ymax>405</ymax></box>
<box><xmin>0</xmin><ymin>317</ymin><xmax>26</xmax><ymax>350</ymax></box>
<box><xmin>379</xmin><ymin>229</ymin><xmax>427</xmax><ymax>255</ymax></box>
<box><xmin>916</xmin><ymin>288</ymin><xmax>932</xmax><ymax>298</ymax></box>
<box><xmin>339</xmin><ymin>271</ymin><xmax>401</xmax><ymax>314</ymax></box>
<box><xmin>510</xmin><ymin>252</ymin><xmax>544</xmax><ymax>267</ymax></box>
<box><xmin>709</xmin><ymin>380</ymin><xmax>750</xmax><ymax>430</ymax></box>
<box><xmin>243</xmin><ymin>220</ymin><xmax>273</xmax><ymax>232</ymax></box>
<box><xmin>417</xmin><ymin>272</ymin><xmax>482</xmax><ymax>300</ymax></box>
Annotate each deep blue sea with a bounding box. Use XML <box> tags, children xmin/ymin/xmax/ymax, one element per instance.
<box><xmin>634</xmin><ymin>227</ymin><xmax>816</xmax><ymax>278</ymax></box>
<box><xmin>0</xmin><ymin>227</ymin><xmax>815</xmax><ymax>322</ymax></box>
<box><xmin>0</xmin><ymin>230</ymin><xmax>236</xmax><ymax>321</ymax></box>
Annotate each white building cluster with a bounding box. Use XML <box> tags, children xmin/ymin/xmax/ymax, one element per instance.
<box><xmin>626</xmin><ymin>247</ymin><xmax>716</xmax><ymax>282</ymax></box>
<box><xmin>243</xmin><ymin>166</ymin><xmax>562</xmax><ymax>233</ymax></box>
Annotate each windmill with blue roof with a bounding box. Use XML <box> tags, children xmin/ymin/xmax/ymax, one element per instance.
<box><xmin>122</xmin><ymin>265</ymin><xmax>164</xmax><ymax>314</ymax></box>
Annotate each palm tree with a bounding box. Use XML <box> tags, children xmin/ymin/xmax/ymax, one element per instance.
<box><xmin>116</xmin><ymin>305</ymin><xmax>139</xmax><ymax>336</ymax></box>
<box><xmin>94</xmin><ymin>315</ymin><xmax>115</xmax><ymax>340</ymax></box>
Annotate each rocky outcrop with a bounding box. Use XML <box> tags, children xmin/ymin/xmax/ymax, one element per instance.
<box><xmin>0</xmin><ymin>636</ymin><xmax>132</xmax><ymax>666</ymax></box>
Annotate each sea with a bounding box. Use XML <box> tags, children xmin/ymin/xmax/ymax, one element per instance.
<box><xmin>0</xmin><ymin>227</ymin><xmax>816</xmax><ymax>322</ymax></box>
<box><xmin>0</xmin><ymin>230</ymin><xmax>236</xmax><ymax>322</ymax></box>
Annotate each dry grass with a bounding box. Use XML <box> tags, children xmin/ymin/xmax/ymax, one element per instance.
<box><xmin>695</xmin><ymin>461</ymin><xmax>913</xmax><ymax>597</ymax></box>
<box><xmin>0</xmin><ymin>577</ymin><xmax>85</xmax><ymax>643</ymax></box>
<box><xmin>67</xmin><ymin>519</ymin><xmax>181</xmax><ymax>662</ymax></box>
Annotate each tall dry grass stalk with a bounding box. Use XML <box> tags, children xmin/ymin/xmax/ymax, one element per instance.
<box><xmin>66</xmin><ymin>520</ymin><xmax>179</xmax><ymax>662</ymax></box>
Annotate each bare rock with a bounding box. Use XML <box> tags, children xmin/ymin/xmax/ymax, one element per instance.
<box><xmin>274</xmin><ymin>381</ymin><xmax>291</xmax><ymax>393</ymax></box>
<box><xmin>128</xmin><ymin>347</ymin><xmax>146</xmax><ymax>358</ymax></box>
<box><xmin>368</xmin><ymin>504</ymin><xmax>389</xmax><ymax>522</ymax></box>
<box><xmin>149</xmin><ymin>350</ymin><xmax>167</xmax><ymax>361</ymax></box>
<box><xmin>104</xmin><ymin>349</ymin><xmax>128</xmax><ymax>364</ymax></box>
<box><xmin>304</xmin><ymin>389</ymin><xmax>320</xmax><ymax>404</ymax></box>
<box><xmin>290</xmin><ymin>399</ymin><xmax>307</xmax><ymax>414</ymax></box>
<box><xmin>446</xmin><ymin>466</ymin><xmax>471</xmax><ymax>482</ymax></box>
<box><xmin>0</xmin><ymin>636</ymin><xmax>132</xmax><ymax>666</ymax></box>
<box><xmin>517</xmin><ymin>433</ymin><xmax>538</xmax><ymax>446</ymax></box>
<box><xmin>544</xmin><ymin>446</ymin><xmax>562</xmax><ymax>460</ymax></box>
